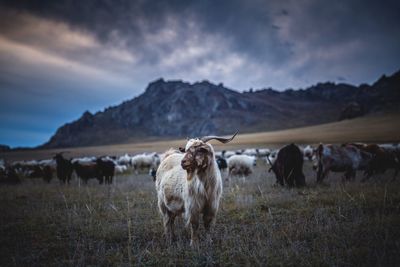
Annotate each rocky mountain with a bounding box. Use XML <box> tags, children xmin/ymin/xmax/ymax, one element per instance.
<box><xmin>41</xmin><ymin>70</ymin><xmax>400</xmax><ymax>148</ymax></box>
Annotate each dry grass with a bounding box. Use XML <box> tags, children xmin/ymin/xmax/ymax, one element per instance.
<box><xmin>1</xmin><ymin>113</ymin><xmax>399</xmax><ymax>161</ymax></box>
<box><xmin>1</xmin><ymin>160</ymin><xmax>399</xmax><ymax>266</ymax></box>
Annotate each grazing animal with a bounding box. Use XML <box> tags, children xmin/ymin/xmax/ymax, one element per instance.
<box><xmin>0</xmin><ymin>159</ymin><xmax>5</xmax><ymax>172</ymax></box>
<box><xmin>216</xmin><ymin>156</ymin><xmax>228</xmax><ymax>172</ymax></box>
<box><xmin>115</xmin><ymin>164</ymin><xmax>128</xmax><ymax>174</ymax></box>
<box><xmin>302</xmin><ymin>145</ymin><xmax>315</xmax><ymax>161</ymax></box>
<box><xmin>242</xmin><ymin>148</ymin><xmax>258</xmax><ymax>157</ymax></box>
<box><xmin>54</xmin><ymin>153</ymin><xmax>73</xmax><ymax>184</ymax></box>
<box><xmin>73</xmin><ymin>161</ymin><xmax>101</xmax><ymax>184</ymax></box>
<box><xmin>39</xmin><ymin>159</ymin><xmax>56</xmax><ymax>183</ymax></box>
<box><xmin>71</xmin><ymin>157</ymin><xmax>96</xmax><ymax>164</ymax></box>
<box><xmin>149</xmin><ymin>168</ymin><xmax>157</xmax><ymax>181</ymax></box>
<box><xmin>0</xmin><ymin>166</ymin><xmax>21</xmax><ymax>184</ymax></box>
<box><xmin>117</xmin><ymin>154</ymin><xmax>132</xmax><ymax>166</ymax></box>
<box><xmin>256</xmin><ymin>148</ymin><xmax>271</xmax><ymax>157</ymax></box>
<box><xmin>265</xmin><ymin>149</ymin><xmax>279</xmax><ymax>165</ymax></box>
<box><xmin>41</xmin><ymin>165</ymin><xmax>54</xmax><ymax>183</ymax></box>
<box><xmin>156</xmin><ymin>133</ymin><xmax>237</xmax><ymax>247</ymax></box>
<box><xmin>131</xmin><ymin>153</ymin><xmax>160</xmax><ymax>174</ymax></box>
<box><xmin>379</xmin><ymin>143</ymin><xmax>399</xmax><ymax>152</ymax></box>
<box><xmin>27</xmin><ymin>165</ymin><xmax>53</xmax><ymax>183</ymax></box>
<box><xmin>268</xmin><ymin>144</ymin><xmax>306</xmax><ymax>187</ymax></box>
<box><xmin>96</xmin><ymin>157</ymin><xmax>115</xmax><ymax>184</ymax></box>
<box><xmin>316</xmin><ymin>144</ymin><xmax>372</xmax><ymax>183</ymax></box>
<box><xmin>227</xmin><ymin>155</ymin><xmax>256</xmax><ymax>176</ymax></box>
<box><xmin>355</xmin><ymin>144</ymin><xmax>400</xmax><ymax>182</ymax></box>
<box><xmin>223</xmin><ymin>150</ymin><xmax>236</xmax><ymax>158</ymax></box>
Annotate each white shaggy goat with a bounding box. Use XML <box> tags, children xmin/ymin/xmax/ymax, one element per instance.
<box><xmin>114</xmin><ymin>164</ymin><xmax>128</xmax><ymax>174</ymax></box>
<box><xmin>242</xmin><ymin>148</ymin><xmax>258</xmax><ymax>157</ymax></box>
<box><xmin>155</xmin><ymin>133</ymin><xmax>237</xmax><ymax>247</ymax></box>
<box><xmin>131</xmin><ymin>153</ymin><xmax>160</xmax><ymax>174</ymax></box>
<box><xmin>0</xmin><ymin>159</ymin><xmax>5</xmax><ymax>171</ymax></box>
<box><xmin>223</xmin><ymin>150</ymin><xmax>236</xmax><ymax>158</ymax></box>
<box><xmin>227</xmin><ymin>154</ymin><xmax>257</xmax><ymax>176</ymax></box>
<box><xmin>71</xmin><ymin>157</ymin><xmax>96</xmax><ymax>164</ymax></box>
<box><xmin>257</xmin><ymin>148</ymin><xmax>271</xmax><ymax>157</ymax></box>
<box><xmin>302</xmin><ymin>145</ymin><xmax>315</xmax><ymax>161</ymax></box>
<box><xmin>265</xmin><ymin>149</ymin><xmax>279</xmax><ymax>165</ymax></box>
<box><xmin>117</xmin><ymin>154</ymin><xmax>132</xmax><ymax>165</ymax></box>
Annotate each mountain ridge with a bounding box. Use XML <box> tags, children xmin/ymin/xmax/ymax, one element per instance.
<box><xmin>41</xmin><ymin>70</ymin><xmax>400</xmax><ymax>148</ymax></box>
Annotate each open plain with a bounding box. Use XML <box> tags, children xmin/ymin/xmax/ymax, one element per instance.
<box><xmin>1</xmin><ymin>159</ymin><xmax>399</xmax><ymax>266</ymax></box>
<box><xmin>1</xmin><ymin>114</ymin><xmax>400</xmax><ymax>266</ymax></box>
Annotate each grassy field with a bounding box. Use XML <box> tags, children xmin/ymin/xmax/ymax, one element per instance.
<box><xmin>1</xmin><ymin>113</ymin><xmax>400</xmax><ymax>161</ymax></box>
<box><xmin>1</xmin><ymin>160</ymin><xmax>399</xmax><ymax>266</ymax></box>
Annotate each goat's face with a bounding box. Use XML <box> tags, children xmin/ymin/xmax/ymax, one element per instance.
<box><xmin>181</xmin><ymin>141</ymin><xmax>212</xmax><ymax>181</ymax></box>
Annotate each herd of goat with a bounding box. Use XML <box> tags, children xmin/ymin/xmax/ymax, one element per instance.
<box><xmin>0</xmin><ymin>140</ymin><xmax>399</xmax><ymax>187</ymax></box>
<box><xmin>0</xmin><ymin>133</ymin><xmax>399</xmax><ymax>247</ymax></box>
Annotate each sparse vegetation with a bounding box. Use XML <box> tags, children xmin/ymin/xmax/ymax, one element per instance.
<box><xmin>1</xmin><ymin>161</ymin><xmax>399</xmax><ymax>266</ymax></box>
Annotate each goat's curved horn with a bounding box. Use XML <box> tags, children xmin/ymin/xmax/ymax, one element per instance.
<box><xmin>200</xmin><ymin>132</ymin><xmax>238</xmax><ymax>144</ymax></box>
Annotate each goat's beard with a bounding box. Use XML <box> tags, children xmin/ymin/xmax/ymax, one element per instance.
<box><xmin>186</xmin><ymin>170</ymin><xmax>195</xmax><ymax>181</ymax></box>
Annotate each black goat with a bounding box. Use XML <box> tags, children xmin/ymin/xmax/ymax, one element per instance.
<box><xmin>0</xmin><ymin>167</ymin><xmax>21</xmax><ymax>185</ymax></box>
<box><xmin>216</xmin><ymin>156</ymin><xmax>228</xmax><ymax>171</ymax></box>
<box><xmin>96</xmin><ymin>158</ymin><xmax>115</xmax><ymax>184</ymax></box>
<box><xmin>54</xmin><ymin>153</ymin><xmax>73</xmax><ymax>184</ymax></box>
<box><xmin>73</xmin><ymin>161</ymin><xmax>101</xmax><ymax>184</ymax></box>
<box><xmin>268</xmin><ymin>144</ymin><xmax>306</xmax><ymax>187</ymax></box>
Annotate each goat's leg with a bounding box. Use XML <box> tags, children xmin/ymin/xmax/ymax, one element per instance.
<box><xmin>317</xmin><ymin>167</ymin><xmax>329</xmax><ymax>183</ymax></box>
<box><xmin>163</xmin><ymin>213</ymin><xmax>175</xmax><ymax>244</ymax></box>
<box><xmin>190</xmin><ymin>215</ymin><xmax>200</xmax><ymax>248</ymax></box>
<box><xmin>159</xmin><ymin>202</ymin><xmax>175</xmax><ymax>244</ymax></box>
<box><xmin>203</xmin><ymin>207</ymin><xmax>216</xmax><ymax>244</ymax></box>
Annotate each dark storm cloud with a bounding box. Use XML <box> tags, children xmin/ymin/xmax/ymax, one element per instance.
<box><xmin>0</xmin><ymin>0</ymin><xmax>399</xmax><ymax>147</ymax></box>
<box><xmin>1</xmin><ymin>0</ymin><xmax>291</xmax><ymax>65</ymax></box>
<box><xmin>2</xmin><ymin>0</ymin><xmax>399</xmax><ymax>84</ymax></box>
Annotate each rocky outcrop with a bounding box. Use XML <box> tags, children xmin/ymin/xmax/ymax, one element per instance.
<box><xmin>41</xmin><ymin>70</ymin><xmax>400</xmax><ymax>148</ymax></box>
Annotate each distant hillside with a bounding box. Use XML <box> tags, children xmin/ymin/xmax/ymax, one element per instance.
<box><xmin>41</xmin><ymin>70</ymin><xmax>400</xmax><ymax>148</ymax></box>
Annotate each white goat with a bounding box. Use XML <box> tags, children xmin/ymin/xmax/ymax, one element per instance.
<box><xmin>242</xmin><ymin>148</ymin><xmax>258</xmax><ymax>157</ymax></box>
<box><xmin>115</xmin><ymin>164</ymin><xmax>128</xmax><ymax>174</ymax></box>
<box><xmin>227</xmin><ymin>154</ymin><xmax>257</xmax><ymax>176</ymax></box>
<box><xmin>131</xmin><ymin>153</ymin><xmax>160</xmax><ymax>174</ymax></box>
<box><xmin>117</xmin><ymin>154</ymin><xmax>132</xmax><ymax>165</ymax></box>
<box><xmin>0</xmin><ymin>159</ymin><xmax>5</xmax><ymax>171</ymax></box>
<box><xmin>265</xmin><ymin>149</ymin><xmax>279</xmax><ymax>165</ymax></box>
<box><xmin>71</xmin><ymin>156</ymin><xmax>96</xmax><ymax>164</ymax></box>
<box><xmin>302</xmin><ymin>145</ymin><xmax>315</xmax><ymax>161</ymax></box>
<box><xmin>257</xmin><ymin>148</ymin><xmax>271</xmax><ymax>157</ymax></box>
<box><xmin>155</xmin><ymin>133</ymin><xmax>237</xmax><ymax>247</ymax></box>
<box><xmin>223</xmin><ymin>150</ymin><xmax>236</xmax><ymax>158</ymax></box>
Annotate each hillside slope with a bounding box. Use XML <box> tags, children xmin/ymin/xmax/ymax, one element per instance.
<box><xmin>41</xmin><ymin>70</ymin><xmax>400</xmax><ymax>148</ymax></box>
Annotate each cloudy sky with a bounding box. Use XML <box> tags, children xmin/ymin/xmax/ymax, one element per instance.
<box><xmin>0</xmin><ymin>0</ymin><xmax>399</xmax><ymax>147</ymax></box>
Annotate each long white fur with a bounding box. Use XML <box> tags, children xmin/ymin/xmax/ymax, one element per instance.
<box><xmin>227</xmin><ymin>154</ymin><xmax>256</xmax><ymax>173</ymax></box>
<box><xmin>156</xmin><ymin>139</ymin><xmax>223</xmax><ymax>235</ymax></box>
<box><xmin>131</xmin><ymin>153</ymin><xmax>160</xmax><ymax>172</ymax></box>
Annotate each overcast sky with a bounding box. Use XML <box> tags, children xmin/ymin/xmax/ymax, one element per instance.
<box><xmin>0</xmin><ymin>0</ymin><xmax>399</xmax><ymax>147</ymax></box>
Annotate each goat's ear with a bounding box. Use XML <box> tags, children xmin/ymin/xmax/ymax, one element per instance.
<box><xmin>179</xmin><ymin>147</ymin><xmax>185</xmax><ymax>153</ymax></box>
<box><xmin>199</xmin><ymin>146</ymin><xmax>211</xmax><ymax>153</ymax></box>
